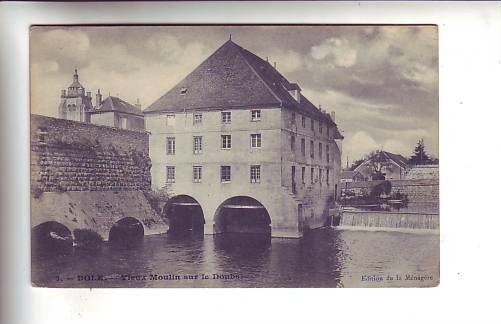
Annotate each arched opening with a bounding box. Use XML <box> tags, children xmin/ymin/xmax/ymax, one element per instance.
<box><xmin>214</xmin><ymin>196</ymin><xmax>271</xmax><ymax>235</ymax></box>
<box><xmin>109</xmin><ymin>217</ymin><xmax>144</xmax><ymax>246</ymax></box>
<box><xmin>32</xmin><ymin>221</ymin><xmax>73</xmax><ymax>256</ymax></box>
<box><xmin>163</xmin><ymin>195</ymin><xmax>205</xmax><ymax>234</ymax></box>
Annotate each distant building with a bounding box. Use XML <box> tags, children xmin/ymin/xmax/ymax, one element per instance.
<box><xmin>144</xmin><ymin>39</ymin><xmax>343</xmax><ymax>238</ymax></box>
<box><xmin>58</xmin><ymin>69</ymin><xmax>93</xmax><ymax>122</ymax></box>
<box><xmin>90</xmin><ymin>95</ymin><xmax>145</xmax><ymax>131</ymax></box>
<box><xmin>58</xmin><ymin>69</ymin><xmax>144</xmax><ymax>130</ymax></box>
<box><xmin>353</xmin><ymin>151</ymin><xmax>408</xmax><ymax>181</ymax></box>
<box><xmin>340</xmin><ymin>170</ymin><xmax>366</xmax><ymax>183</ymax></box>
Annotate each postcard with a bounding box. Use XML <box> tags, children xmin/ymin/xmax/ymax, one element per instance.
<box><xmin>30</xmin><ymin>25</ymin><xmax>439</xmax><ymax>288</ymax></box>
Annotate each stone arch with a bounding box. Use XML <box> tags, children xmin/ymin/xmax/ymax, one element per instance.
<box><xmin>108</xmin><ymin>217</ymin><xmax>144</xmax><ymax>244</ymax></box>
<box><xmin>163</xmin><ymin>195</ymin><xmax>205</xmax><ymax>233</ymax></box>
<box><xmin>32</xmin><ymin>221</ymin><xmax>73</xmax><ymax>256</ymax></box>
<box><xmin>214</xmin><ymin>196</ymin><xmax>271</xmax><ymax>235</ymax></box>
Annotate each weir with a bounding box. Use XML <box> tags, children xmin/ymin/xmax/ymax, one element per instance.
<box><xmin>339</xmin><ymin>210</ymin><xmax>439</xmax><ymax>231</ymax></box>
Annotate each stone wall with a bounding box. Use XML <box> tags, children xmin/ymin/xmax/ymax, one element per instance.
<box><xmin>340</xmin><ymin>178</ymin><xmax>439</xmax><ymax>214</ymax></box>
<box><xmin>404</xmin><ymin>164</ymin><xmax>439</xmax><ymax>180</ymax></box>
<box><xmin>31</xmin><ymin>114</ymin><xmax>151</xmax><ymax>192</ymax></box>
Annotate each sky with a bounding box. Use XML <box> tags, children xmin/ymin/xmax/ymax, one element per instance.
<box><xmin>30</xmin><ymin>25</ymin><xmax>438</xmax><ymax>163</ymax></box>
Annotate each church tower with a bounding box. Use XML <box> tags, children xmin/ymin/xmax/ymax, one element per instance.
<box><xmin>58</xmin><ymin>69</ymin><xmax>94</xmax><ymax>122</ymax></box>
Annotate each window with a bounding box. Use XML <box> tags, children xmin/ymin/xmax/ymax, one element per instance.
<box><xmin>292</xmin><ymin>112</ymin><xmax>296</xmax><ymax>125</ymax></box>
<box><xmin>310</xmin><ymin>140</ymin><xmax>314</xmax><ymax>158</ymax></box>
<box><xmin>311</xmin><ymin>167</ymin><xmax>314</xmax><ymax>184</ymax></box>
<box><xmin>319</xmin><ymin>143</ymin><xmax>323</xmax><ymax>159</ymax></box>
<box><xmin>166</xmin><ymin>114</ymin><xmax>175</xmax><ymax>126</ymax></box>
<box><xmin>221</xmin><ymin>166</ymin><xmax>231</xmax><ymax>182</ymax></box>
<box><xmin>327</xmin><ymin>169</ymin><xmax>330</xmax><ymax>185</ymax></box>
<box><xmin>311</xmin><ymin>119</ymin><xmax>314</xmax><ymax>131</ymax></box>
<box><xmin>193</xmin><ymin>166</ymin><xmax>202</xmax><ymax>183</ymax></box>
<box><xmin>221</xmin><ymin>135</ymin><xmax>232</xmax><ymax>149</ymax></box>
<box><xmin>250</xmin><ymin>133</ymin><xmax>262</xmax><ymax>148</ymax></box>
<box><xmin>166</xmin><ymin>166</ymin><xmax>175</xmax><ymax>183</ymax></box>
<box><xmin>319</xmin><ymin>123</ymin><xmax>323</xmax><ymax>134</ymax></box>
<box><xmin>193</xmin><ymin>136</ymin><xmax>203</xmax><ymax>154</ymax></box>
<box><xmin>301</xmin><ymin>138</ymin><xmax>305</xmax><ymax>156</ymax></box>
<box><xmin>291</xmin><ymin>135</ymin><xmax>296</xmax><ymax>151</ymax></box>
<box><xmin>180</xmin><ymin>87</ymin><xmax>188</xmax><ymax>95</ymax></box>
<box><xmin>251</xmin><ymin>109</ymin><xmax>261</xmax><ymax>121</ymax></box>
<box><xmin>221</xmin><ymin>111</ymin><xmax>231</xmax><ymax>124</ymax></box>
<box><xmin>327</xmin><ymin>127</ymin><xmax>330</xmax><ymax>138</ymax></box>
<box><xmin>301</xmin><ymin>116</ymin><xmax>306</xmax><ymax>128</ymax></box>
<box><xmin>193</xmin><ymin>113</ymin><xmax>202</xmax><ymax>125</ymax></box>
<box><xmin>250</xmin><ymin>165</ymin><xmax>261</xmax><ymax>183</ymax></box>
<box><xmin>166</xmin><ymin>137</ymin><xmax>176</xmax><ymax>155</ymax></box>
<box><xmin>319</xmin><ymin>169</ymin><xmax>323</xmax><ymax>185</ymax></box>
<box><xmin>301</xmin><ymin>167</ymin><xmax>306</xmax><ymax>184</ymax></box>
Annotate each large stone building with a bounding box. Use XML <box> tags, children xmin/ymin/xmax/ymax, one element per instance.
<box><xmin>144</xmin><ymin>39</ymin><xmax>343</xmax><ymax>238</ymax></box>
<box><xmin>59</xmin><ymin>69</ymin><xmax>144</xmax><ymax>130</ymax></box>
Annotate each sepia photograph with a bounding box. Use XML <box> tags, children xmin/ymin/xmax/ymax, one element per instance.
<box><xmin>29</xmin><ymin>25</ymin><xmax>439</xmax><ymax>288</ymax></box>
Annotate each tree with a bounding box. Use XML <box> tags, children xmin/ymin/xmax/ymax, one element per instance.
<box><xmin>366</xmin><ymin>150</ymin><xmax>394</xmax><ymax>180</ymax></box>
<box><xmin>409</xmin><ymin>139</ymin><xmax>432</xmax><ymax>165</ymax></box>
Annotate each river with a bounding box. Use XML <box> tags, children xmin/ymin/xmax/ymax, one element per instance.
<box><xmin>32</xmin><ymin>228</ymin><xmax>439</xmax><ymax>288</ymax></box>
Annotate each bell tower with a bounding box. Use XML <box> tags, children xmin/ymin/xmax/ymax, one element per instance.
<box><xmin>58</xmin><ymin>69</ymin><xmax>93</xmax><ymax>122</ymax></box>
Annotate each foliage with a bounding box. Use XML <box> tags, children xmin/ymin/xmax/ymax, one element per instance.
<box><xmin>409</xmin><ymin>139</ymin><xmax>432</xmax><ymax>165</ymax></box>
<box><xmin>370</xmin><ymin>180</ymin><xmax>392</xmax><ymax>198</ymax></box>
<box><xmin>143</xmin><ymin>188</ymin><xmax>172</xmax><ymax>215</ymax></box>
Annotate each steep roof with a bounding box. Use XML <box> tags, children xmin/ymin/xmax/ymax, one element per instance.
<box><xmin>91</xmin><ymin>96</ymin><xmax>143</xmax><ymax>116</ymax></box>
<box><xmin>382</xmin><ymin>151</ymin><xmax>408</xmax><ymax>168</ymax></box>
<box><xmin>144</xmin><ymin>40</ymin><xmax>342</xmax><ymax>138</ymax></box>
<box><xmin>354</xmin><ymin>150</ymin><xmax>409</xmax><ymax>172</ymax></box>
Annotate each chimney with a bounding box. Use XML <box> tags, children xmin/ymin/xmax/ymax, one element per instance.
<box><xmin>273</xmin><ymin>62</ymin><xmax>277</xmax><ymax>69</ymax></box>
<box><xmin>61</xmin><ymin>89</ymin><xmax>66</xmax><ymax>97</ymax></box>
<box><xmin>134</xmin><ymin>98</ymin><xmax>141</xmax><ymax>110</ymax></box>
<box><xmin>86</xmin><ymin>91</ymin><xmax>91</xmax><ymax>98</ymax></box>
<box><xmin>95</xmin><ymin>89</ymin><xmax>102</xmax><ymax>107</ymax></box>
<box><xmin>330</xmin><ymin>111</ymin><xmax>336</xmax><ymax>122</ymax></box>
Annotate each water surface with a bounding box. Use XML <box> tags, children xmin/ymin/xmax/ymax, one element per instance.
<box><xmin>32</xmin><ymin>228</ymin><xmax>439</xmax><ymax>288</ymax></box>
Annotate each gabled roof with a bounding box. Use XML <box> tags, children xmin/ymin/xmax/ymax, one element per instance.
<box><xmin>382</xmin><ymin>151</ymin><xmax>408</xmax><ymax>168</ymax></box>
<box><xmin>354</xmin><ymin>150</ymin><xmax>409</xmax><ymax>172</ymax></box>
<box><xmin>91</xmin><ymin>96</ymin><xmax>143</xmax><ymax>116</ymax></box>
<box><xmin>144</xmin><ymin>40</ymin><xmax>342</xmax><ymax>138</ymax></box>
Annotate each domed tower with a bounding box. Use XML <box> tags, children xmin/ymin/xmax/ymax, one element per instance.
<box><xmin>58</xmin><ymin>69</ymin><xmax>93</xmax><ymax>122</ymax></box>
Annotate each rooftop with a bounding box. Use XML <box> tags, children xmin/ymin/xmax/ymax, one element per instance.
<box><xmin>144</xmin><ymin>39</ymin><xmax>342</xmax><ymax>138</ymax></box>
<box><xmin>91</xmin><ymin>96</ymin><xmax>143</xmax><ymax>116</ymax></box>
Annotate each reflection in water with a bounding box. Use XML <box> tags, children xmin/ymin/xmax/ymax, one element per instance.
<box><xmin>32</xmin><ymin>228</ymin><xmax>439</xmax><ymax>288</ymax></box>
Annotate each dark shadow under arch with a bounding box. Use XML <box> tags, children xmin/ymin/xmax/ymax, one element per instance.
<box><xmin>109</xmin><ymin>217</ymin><xmax>144</xmax><ymax>246</ymax></box>
<box><xmin>163</xmin><ymin>195</ymin><xmax>205</xmax><ymax>234</ymax></box>
<box><xmin>32</xmin><ymin>221</ymin><xmax>73</xmax><ymax>256</ymax></box>
<box><xmin>214</xmin><ymin>196</ymin><xmax>271</xmax><ymax>236</ymax></box>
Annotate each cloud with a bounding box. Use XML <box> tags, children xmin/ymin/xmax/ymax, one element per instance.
<box><xmin>33</xmin><ymin>28</ymin><xmax>91</xmax><ymax>70</ymax></box>
<box><xmin>274</xmin><ymin>50</ymin><xmax>303</xmax><ymax>73</ymax></box>
<box><xmin>344</xmin><ymin>131</ymin><xmax>379</xmax><ymax>161</ymax></box>
<box><xmin>310</xmin><ymin>37</ymin><xmax>357</xmax><ymax>68</ymax></box>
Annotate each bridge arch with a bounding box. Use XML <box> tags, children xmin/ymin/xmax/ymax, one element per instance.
<box><xmin>32</xmin><ymin>221</ymin><xmax>73</xmax><ymax>255</ymax></box>
<box><xmin>163</xmin><ymin>195</ymin><xmax>205</xmax><ymax>233</ymax></box>
<box><xmin>214</xmin><ymin>196</ymin><xmax>271</xmax><ymax>235</ymax></box>
<box><xmin>109</xmin><ymin>217</ymin><xmax>144</xmax><ymax>244</ymax></box>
